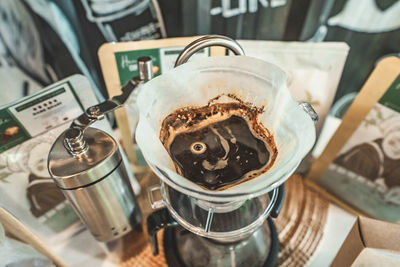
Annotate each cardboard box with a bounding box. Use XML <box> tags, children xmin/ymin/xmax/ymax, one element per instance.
<box><xmin>331</xmin><ymin>216</ymin><xmax>400</xmax><ymax>266</ymax></box>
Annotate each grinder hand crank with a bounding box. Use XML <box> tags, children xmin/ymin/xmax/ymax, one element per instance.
<box><xmin>66</xmin><ymin>56</ymin><xmax>153</xmax><ymax>152</ymax></box>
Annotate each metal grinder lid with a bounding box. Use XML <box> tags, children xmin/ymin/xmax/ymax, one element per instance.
<box><xmin>47</xmin><ymin>127</ymin><xmax>121</xmax><ymax>190</ymax></box>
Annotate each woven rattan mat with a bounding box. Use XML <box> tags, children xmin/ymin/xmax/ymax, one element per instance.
<box><xmin>121</xmin><ymin>174</ymin><xmax>329</xmax><ymax>266</ymax></box>
<box><xmin>276</xmin><ymin>175</ymin><xmax>329</xmax><ymax>266</ymax></box>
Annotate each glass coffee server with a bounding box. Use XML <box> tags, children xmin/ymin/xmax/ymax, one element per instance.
<box><xmin>135</xmin><ymin>36</ymin><xmax>318</xmax><ymax>267</ymax></box>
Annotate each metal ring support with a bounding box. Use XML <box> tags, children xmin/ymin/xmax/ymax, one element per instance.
<box><xmin>160</xmin><ymin>181</ymin><xmax>280</xmax><ymax>241</ymax></box>
<box><xmin>174</xmin><ymin>35</ymin><xmax>318</xmax><ymax>125</ymax></box>
<box><xmin>174</xmin><ymin>35</ymin><xmax>245</xmax><ymax>67</ymax></box>
<box><xmin>298</xmin><ymin>102</ymin><xmax>319</xmax><ymax>124</ymax></box>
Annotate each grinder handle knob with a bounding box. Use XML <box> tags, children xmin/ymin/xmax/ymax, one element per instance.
<box><xmin>146</xmin><ymin>208</ymin><xmax>178</xmax><ymax>255</ymax></box>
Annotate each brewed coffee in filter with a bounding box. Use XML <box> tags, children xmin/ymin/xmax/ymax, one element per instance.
<box><xmin>135</xmin><ymin>56</ymin><xmax>316</xmax><ymax>199</ymax></box>
<box><xmin>160</xmin><ymin>95</ymin><xmax>278</xmax><ymax>190</ymax></box>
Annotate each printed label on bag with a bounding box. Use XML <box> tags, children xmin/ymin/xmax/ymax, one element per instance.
<box><xmin>0</xmin><ymin>81</ymin><xmax>83</xmax><ymax>152</ymax></box>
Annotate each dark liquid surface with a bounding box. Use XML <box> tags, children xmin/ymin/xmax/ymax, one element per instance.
<box><xmin>168</xmin><ymin>116</ymin><xmax>270</xmax><ymax>190</ymax></box>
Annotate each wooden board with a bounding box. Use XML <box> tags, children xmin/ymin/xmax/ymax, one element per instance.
<box><xmin>98</xmin><ymin>37</ymin><xmax>225</xmax><ymax>167</ymax></box>
<box><xmin>0</xmin><ymin>206</ymin><xmax>68</xmax><ymax>267</ymax></box>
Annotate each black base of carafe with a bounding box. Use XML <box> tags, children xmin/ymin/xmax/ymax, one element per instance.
<box><xmin>163</xmin><ymin>216</ymin><xmax>279</xmax><ymax>267</ymax></box>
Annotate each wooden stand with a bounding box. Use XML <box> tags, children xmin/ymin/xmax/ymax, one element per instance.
<box><xmin>98</xmin><ymin>37</ymin><xmax>225</xmax><ymax>170</ymax></box>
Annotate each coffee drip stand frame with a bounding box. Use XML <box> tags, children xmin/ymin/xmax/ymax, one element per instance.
<box><xmin>141</xmin><ymin>36</ymin><xmax>288</xmax><ymax>267</ymax></box>
<box><xmin>148</xmin><ymin>181</ymin><xmax>284</xmax><ymax>243</ymax></box>
<box><xmin>143</xmin><ymin>35</ymin><xmax>318</xmax><ymax>266</ymax></box>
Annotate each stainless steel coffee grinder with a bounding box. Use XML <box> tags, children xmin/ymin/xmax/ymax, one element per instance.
<box><xmin>133</xmin><ymin>35</ymin><xmax>319</xmax><ymax>267</ymax></box>
<box><xmin>47</xmin><ymin>57</ymin><xmax>153</xmax><ymax>242</ymax></box>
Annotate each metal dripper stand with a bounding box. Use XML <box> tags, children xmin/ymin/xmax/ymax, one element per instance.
<box><xmin>142</xmin><ymin>35</ymin><xmax>319</xmax><ymax>267</ymax></box>
<box><xmin>48</xmin><ymin>57</ymin><xmax>153</xmax><ymax>243</ymax></box>
<box><xmin>143</xmin><ymin>36</ymin><xmax>280</xmax><ymax>267</ymax></box>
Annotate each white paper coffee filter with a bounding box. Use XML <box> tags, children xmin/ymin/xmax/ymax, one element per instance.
<box><xmin>136</xmin><ymin>56</ymin><xmax>316</xmax><ymax>201</ymax></box>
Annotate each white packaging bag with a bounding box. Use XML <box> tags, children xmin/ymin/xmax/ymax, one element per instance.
<box><xmin>0</xmin><ymin>75</ymin><xmax>139</xmax><ymax>266</ymax></box>
<box><xmin>238</xmin><ymin>40</ymin><xmax>349</xmax><ymax>133</ymax></box>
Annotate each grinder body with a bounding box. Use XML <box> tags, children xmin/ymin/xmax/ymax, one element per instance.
<box><xmin>48</xmin><ymin>127</ymin><xmax>140</xmax><ymax>242</ymax></box>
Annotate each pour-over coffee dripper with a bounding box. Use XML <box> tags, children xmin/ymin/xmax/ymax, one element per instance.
<box><xmin>135</xmin><ymin>35</ymin><xmax>317</xmax><ymax>266</ymax></box>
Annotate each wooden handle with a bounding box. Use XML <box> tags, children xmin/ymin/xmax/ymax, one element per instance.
<box><xmin>0</xmin><ymin>206</ymin><xmax>69</xmax><ymax>267</ymax></box>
